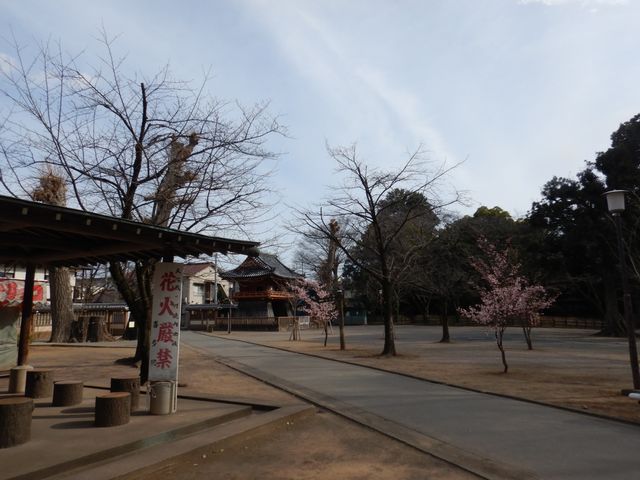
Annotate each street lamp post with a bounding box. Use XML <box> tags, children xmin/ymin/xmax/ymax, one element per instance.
<box><xmin>604</xmin><ymin>189</ymin><xmax>640</xmax><ymax>390</ymax></box>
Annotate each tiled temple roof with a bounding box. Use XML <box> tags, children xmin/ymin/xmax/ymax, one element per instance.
<box><xmin>221</xmin><ymin>253</ymin><xmax>302</xmax><ymax>280</ymax></box>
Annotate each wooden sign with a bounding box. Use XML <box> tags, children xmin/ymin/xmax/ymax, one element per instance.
<box><xmin>149</xmin><ymin>263</ymin><xmax>182</xmax><ymax>382</ymax></box>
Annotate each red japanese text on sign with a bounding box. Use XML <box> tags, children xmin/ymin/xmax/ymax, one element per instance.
<box><xmin>160</xmin><ymin>272</ymin><xmax>179</xmax><ymax>292</ymax></box>
<box><xmin>156</xmin><ymin>322</ymin><xmax>174</xmax><ymax>343</ymax></box>
<box><xmin>158</xmin><ymin>297</ymin><xmax>177</xmax><ymax>317</ymax></box>
<box><xmin>154</xmin><ymin>348</ymin><xmax>173</xmax><ymax>369</ymax></box>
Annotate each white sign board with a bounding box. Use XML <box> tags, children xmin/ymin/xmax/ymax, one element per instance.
<box><xmin>149</xmin><ymin>263</ymin><xmax>182</xmax><ymax>382</ymax></box>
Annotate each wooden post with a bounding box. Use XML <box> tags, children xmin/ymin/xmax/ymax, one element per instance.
<box><xmin>17</xmin><ymin>264</ymin><xmax>36</xmax><ymax>366</ymax></box>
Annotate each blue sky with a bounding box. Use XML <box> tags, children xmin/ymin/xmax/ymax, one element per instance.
<box><xmin>2</xmin><ymin>0</ymin><xmax>640</xmax><ymax>257</ymax></box>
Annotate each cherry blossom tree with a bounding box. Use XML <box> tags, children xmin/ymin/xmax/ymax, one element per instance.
<box><xmin>288</xmin><ymin>279</ymin><xmax>338</xmax><ymax>345</ymax></box>
<box><xmin>459</xmin><ymin>239</ymin><xmax>555</xmax><ymax>373</ymax></box>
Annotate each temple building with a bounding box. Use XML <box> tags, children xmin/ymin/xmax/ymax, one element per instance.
<box><xmin>221</xmin><ymin>253</ymin><xmax>302</xmax><ymax>321</ymax></box>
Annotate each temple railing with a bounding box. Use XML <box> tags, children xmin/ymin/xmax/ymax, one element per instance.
<box><xmin>189</xmin><ymin>315</ymin><xmax>314</xmax><ymax>332</ymax></box>
<box><xmin>231</xmin><ymin>290</ymin><xmax>293</xmax><ymax>301</ymax></box>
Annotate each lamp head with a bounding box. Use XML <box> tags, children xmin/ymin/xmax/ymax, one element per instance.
<box><xmin>604</xmin><ymin>190</ymin><xmax>627</xmax><ymax>214</ymax></box>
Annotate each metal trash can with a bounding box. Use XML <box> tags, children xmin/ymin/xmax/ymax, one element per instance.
<box><xmin>149</xmin><ymin>381</ymin><xmax>174</xmax><ymax>415</ymax></box>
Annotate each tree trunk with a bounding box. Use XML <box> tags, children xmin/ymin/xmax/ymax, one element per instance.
<box><xmin>289</xmin><ymin>318</ymin><xmax>300</xmax><ymax>341</ymax></box>
<box><xmin>31</xmin><ymin>170</ymin><xmax>74</xmax><ymax>344</ymax></box>
<box><xmin>380</xmin><ymin>280</ymin><xmax>396</xmax><ymax>356</ymax></box>
<box><xmin>87</xmin><ymin>316</ymin><xmax>115</xmax><ymax>342</ymax></box>
<box><xmin>49</xmin><ymin>267</ymin><xmax>75</xmax><ymax>343</ymax></box>
<box><xmin>109</xmin><ymin>261</ymin><xmax>153</xmax><ymax>383</ymax></box>
<box><xmin>440</xmin><ymin>301</ymin><xmax>450</xmax><ymax>343</ymax></box>
<box><xmin>421</xmin><ymin>298</ymin><xmax>430</xmax><ymax>324</ymax></box>
<box><xmin>522</xmin><ymin>326</ymin><xmax>533</xmax><ymax>350</ymax></box>
<box><xmin>599</xmin><ymin>272</ymin><xmax>626</xmax><ymax>336</ymax></box>
<box><xmin>339</xmin><ymin>292</ymin><xmax>346</xmax><ymax>350</ymax></box>
<box><xmin>496</xmin><ymin>329</ymin><xmax>508</xmax><ymax>373</ymax></box>
<box><xmin>323</xmin><ymin>322</ymin><xmax>328</xmax><ymax>347</ymax></box>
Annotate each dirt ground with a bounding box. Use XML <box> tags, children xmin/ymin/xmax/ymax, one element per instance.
<box><xmin>134</xmin><ymin>411</ymin><xmax>473</xmax><ymax>480</ymax></box>
<box><xmin>6</xmin><ymin>325</ymin><xmax>637</xmax><ymax>479</ymax></box>
<box><xmin>4</xmin><ymin>343</ymin><xmax>474</xmax><ymax>480</ymax></box>
<box><xmin>209</xmin><ymin>325</ymin><xmax>640</xmax><ymax>424</ymax></box>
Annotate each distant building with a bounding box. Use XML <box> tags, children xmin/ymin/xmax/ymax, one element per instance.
<box><xmin>181</xmin><ymin>262</ymin><xmax>230</xmax><ymax>305</ymax></box>
<box><xmin>72</xmin><ymin>262</ymin><xmax>230</xmax><ymax>306</ymax></box>
<box><xmin>221</xmin><ymin>253</ymin><xmax>302</xmax><ymax>318</ymax></box>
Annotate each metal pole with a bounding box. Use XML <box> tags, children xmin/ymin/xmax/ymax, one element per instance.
<box><xmin>614</xmin><ymin>213</ymin><xmax>640</xmax><ymax>390</ymax></box>
<box><xmin>213</xmin><ymin>253</ymin><xmax>218</xmax><ymax>304</ymax></box>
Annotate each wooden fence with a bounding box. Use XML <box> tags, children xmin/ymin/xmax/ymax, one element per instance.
<box><xmin>369</xmin><ymin>314</ymin><xmax>604</xmax><ymax>330</ymax></box>
<box><xmin>187</xmin><ymin>315</ymin><xmax>278</xmax><ymax>331</ymax></box>
<box><xmin>187</xmin><ymin>315</ymin><xmax>313</xmax><ymax>332</ymax></box>
<box><xmin>30</xmin><ymin>306</ymin><xmax>129</xmax><ymax>340</ymax></box>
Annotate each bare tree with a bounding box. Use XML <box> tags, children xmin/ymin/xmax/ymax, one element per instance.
<box><xmin>0</xmin><ymin>32</ymin><xmax>284</xmax><ymax>380</ymax></box>
<box><xmin>318</xmin><ymin>220</ymin><xmax>341</xmax><ymax>287</ymax></box>
<box><xmin>293</xmin><ymin>224</ymin><xmax>342</xmax><ymax>282</ymax></box>
<box><xmin>299</xmin><ymin>144</ymin><xmax>461</xmax><ymax>356</ymax></box>
<box><xmin>31</xmin><ymin>167</ymin><xmax>75</xmax><ymax>343</ymax></box>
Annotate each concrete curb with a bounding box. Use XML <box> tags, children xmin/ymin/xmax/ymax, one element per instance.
<box><xmin>84</xmin><ymin>383</ymin><xmax>286</xmax><ymax>412</ymax></box>
<box><xmin>32</xmin><ymin>342</ymin><xmax>136</xmax><ymax>349</ymax></box>
<box><xmin>203</xmin><ymin>332</ymin><xmax>640</xmax><ymax>428</ymax></box>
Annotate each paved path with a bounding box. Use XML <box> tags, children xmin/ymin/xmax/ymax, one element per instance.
<box><xmin>182</xmin><ymin>331</ymin><xmax>640</xmax><ymax>480</ymax></box>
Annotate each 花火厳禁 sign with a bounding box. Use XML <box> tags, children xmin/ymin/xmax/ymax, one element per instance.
<box><xmin>149</xmin><ymin>263</ymin><xmax>182</xmax><ymax>382</ymax></box>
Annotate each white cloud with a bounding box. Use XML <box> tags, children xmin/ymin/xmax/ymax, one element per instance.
<box><xmin>518</xmin><ymin>0</ymin><xmax>627</xmax><ymax>6</ymax></box>
<box><xmin>353</xmin><ymin>65</ymin><xmax>453</xmax><ymax>163</ymax></box>
<box><xmin>244</xmin><ymin>1</ymin><xmax>456</xmax><ymax>169</ymax></box>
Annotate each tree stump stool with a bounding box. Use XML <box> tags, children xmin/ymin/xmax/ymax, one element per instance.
<box><xmin>110</xmin><ymin>377</ymin><xmax>140</xmax><ymax>412</ymax></box>
<box><xmin>0</xmin><ymin>397</ymin><xmax>34</xmax><ymax>448</ymax></box>
<box><xmin>52</xmin><ymin>381</ymin><xmax>84</xmax><ymax>407</ymax></box>
<box><xmin>95</xmin><ymin>392</ymin><xmax>131</xmax><ymax>427</ymax></box>
<box><xmin>25</xmin><ymin>369</ymin><xmax>54</xmax><ymax>398</ymax></box>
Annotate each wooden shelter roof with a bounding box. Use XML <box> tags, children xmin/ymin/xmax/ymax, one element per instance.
<box><xmin>0</xmin><ymin>195</ymin><xmax>259</xmax><ymax>268</ymax></box>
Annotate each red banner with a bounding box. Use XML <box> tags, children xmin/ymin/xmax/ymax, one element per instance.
<box><xmin>0</xmin><ymin>279</ymin><xmax>46</xmax><ymax>307</ymax></box>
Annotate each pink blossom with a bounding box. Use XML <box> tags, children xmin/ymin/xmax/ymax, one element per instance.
<box><xmin>459</xmin><ymin>238</ymin><xmax>555</xmax><ymax>372</ymax></box>
<box><xmin>289</xmin><ymin>278</ymin><xmax>338</xmax><ymax>326</ymax></box>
